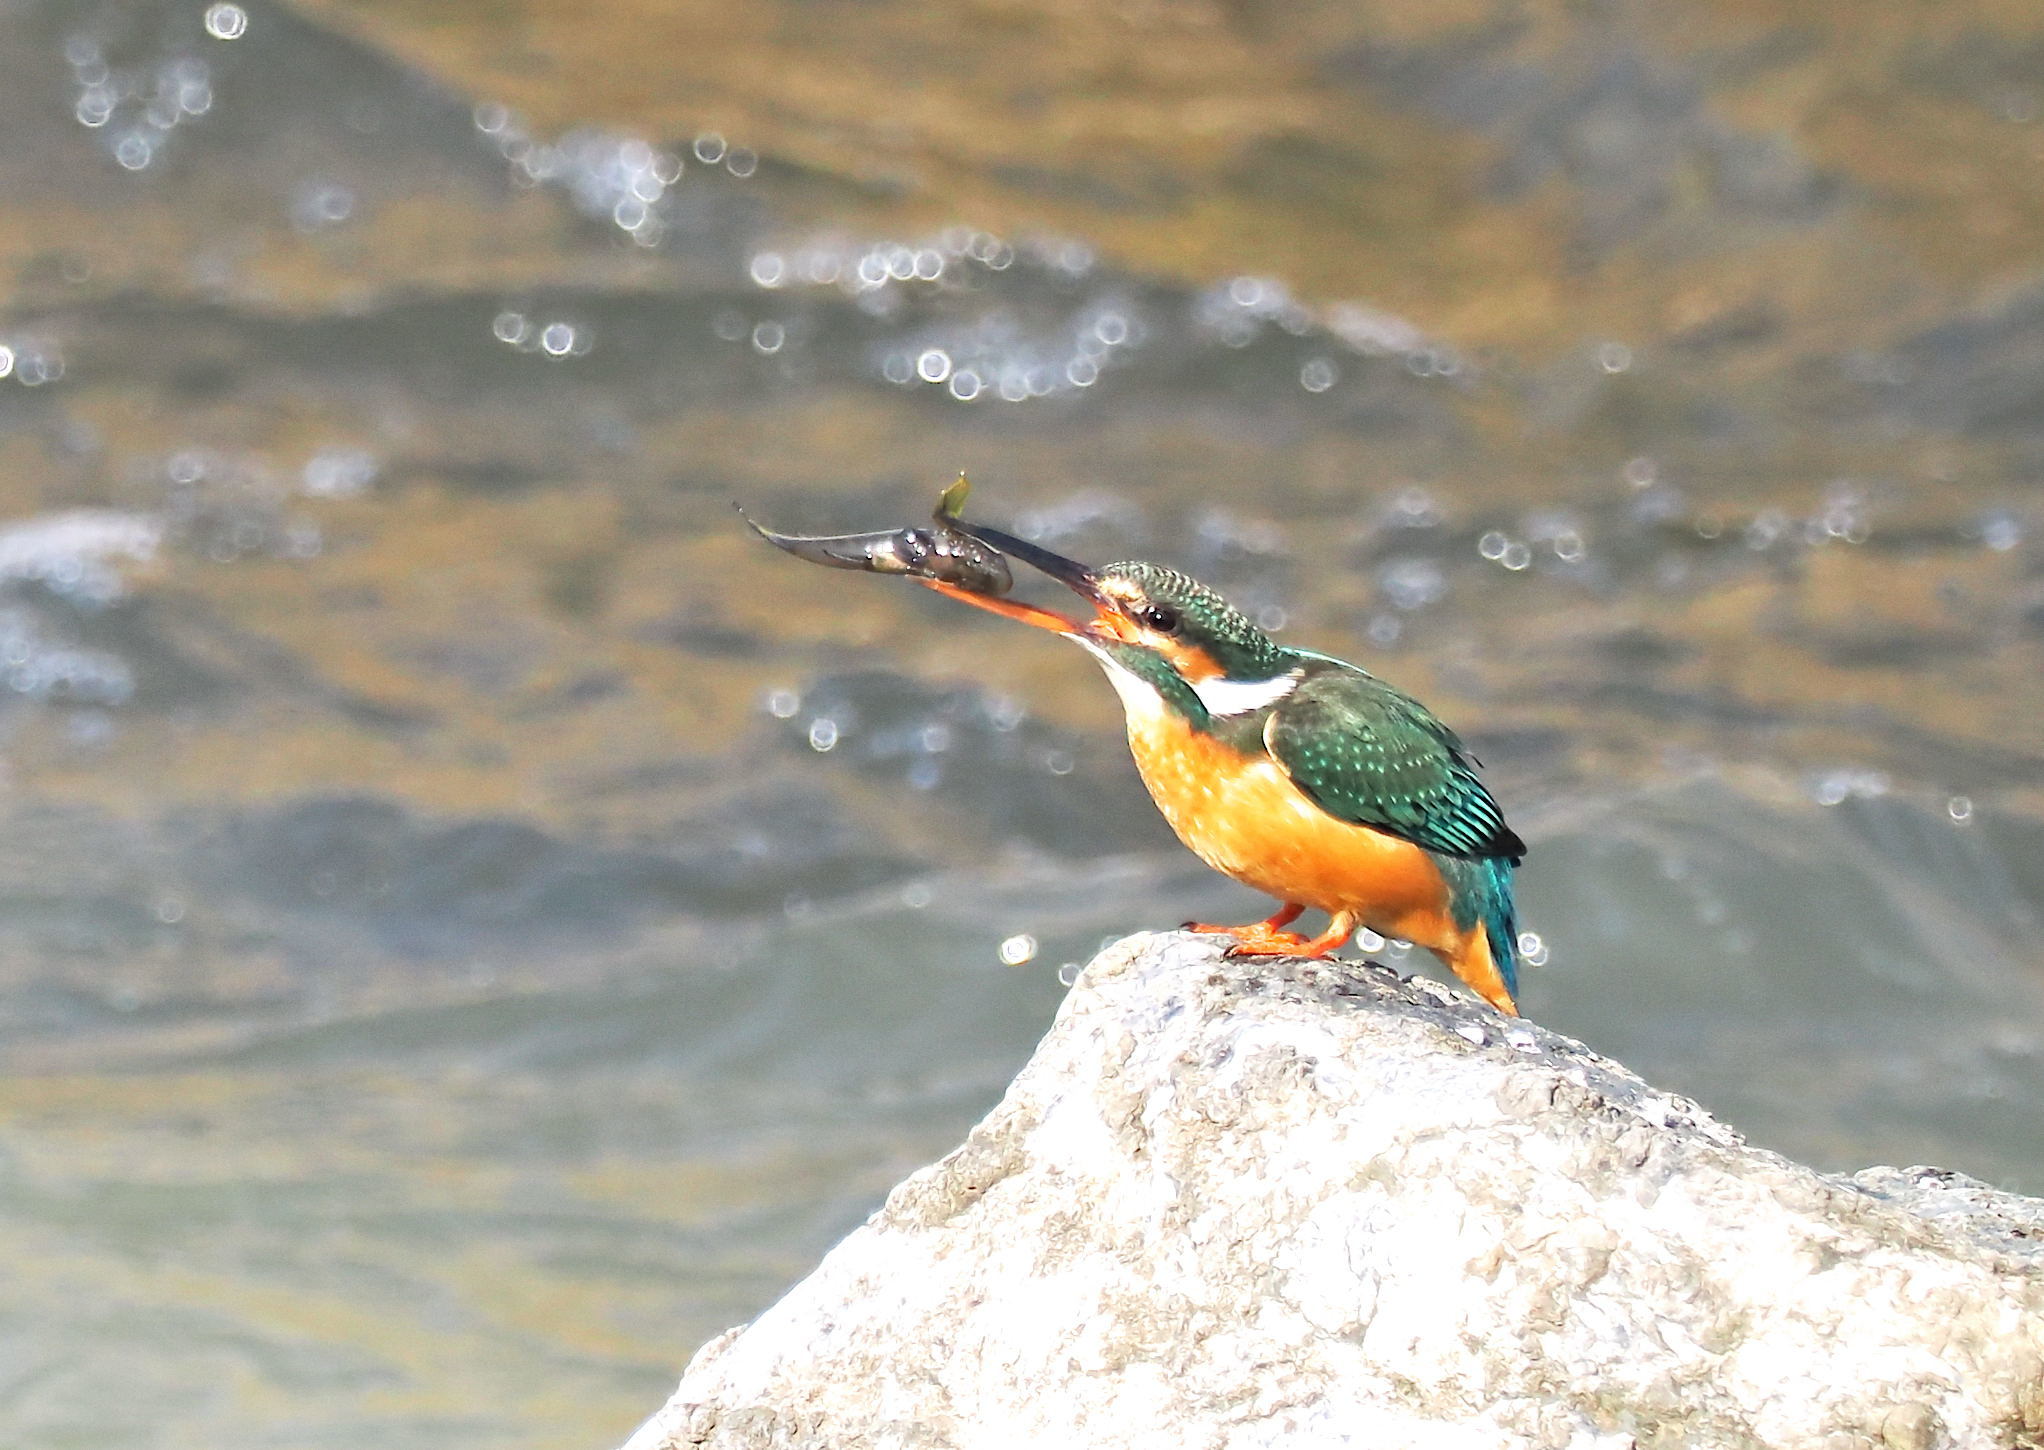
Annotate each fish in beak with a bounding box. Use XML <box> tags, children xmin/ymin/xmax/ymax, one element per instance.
<box><xmin>919</xmin><ymin>519</ymin><xmax>1116</xmax><ymax>636</ymax></box>
<box><xmin>739</xmin><ymin>475</ymin><xmax>1120</xmax><ymax>637</ymax></box>
<box><xmin>737</xmin><ymin>477</ymin><xmax>1014</xmax><ymax>597</ymax></box>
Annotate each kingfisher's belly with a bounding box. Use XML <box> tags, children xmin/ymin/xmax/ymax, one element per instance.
<box><xmin>1125</xmin><ymin>716</ymin><xmax>1453</xmax><ymax>940</ymax></box>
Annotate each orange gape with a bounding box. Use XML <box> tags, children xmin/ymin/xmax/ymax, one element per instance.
<box><xmin>1124</xmin><ymin>706</ymin><xmax>1518</xmax><ymax>1014</ymax></box>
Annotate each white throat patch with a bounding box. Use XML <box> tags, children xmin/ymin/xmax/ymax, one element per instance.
<box><xmin>1191</xmin><ymin>669</ymin><xmax>1301</xmax><ymax>718</ymax></box>
<box><xmin>1073</xmin><ymin>637</ymin><xmax>1168</xmax><ymax>726</ymax></box>
<box><xmin>1073</xmin><ymin>638</ymin><xmax>1301</xmax><ymax>723</ymax></box>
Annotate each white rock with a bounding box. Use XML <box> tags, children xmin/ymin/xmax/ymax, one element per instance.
<box><xmin>626</xmin><ymin>932</ymin><xmax>2044</xmax><ymax>1450</ymax></box>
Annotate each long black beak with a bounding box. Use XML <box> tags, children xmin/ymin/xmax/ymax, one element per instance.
<box><xmin>949</xmin><ymin>520</ymin><xmax>1105</xmax><ymax>602</ymax></box>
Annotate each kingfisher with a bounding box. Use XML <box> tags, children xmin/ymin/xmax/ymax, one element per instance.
<box><xmin>919</xmin><ymin>521</ymin><xmax>1527</xmax><ymax>1015</ymax></box>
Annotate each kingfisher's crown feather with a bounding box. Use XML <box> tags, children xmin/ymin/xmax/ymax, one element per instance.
<box><xmin>1096</xmin><ymin>561</ymin><xmax>1290</xmax><ymax>680</ymax></box>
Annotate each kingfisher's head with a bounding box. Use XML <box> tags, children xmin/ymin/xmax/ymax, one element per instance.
<box><xmin>932</xmin><ymin>523</ymin><xmax>1298</xmax><ymax>724</ymax></box>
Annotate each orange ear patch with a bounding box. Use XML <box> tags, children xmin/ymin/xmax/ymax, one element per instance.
<box><xmin>1087</xmin><ymin>609</ymin><xmax>1223</xmax><ymax>680</ymax></box>
<box><xmin>1155</xmin><ymin>638</ymin><xmax>1223</xmax><ymax>681</ymax></box>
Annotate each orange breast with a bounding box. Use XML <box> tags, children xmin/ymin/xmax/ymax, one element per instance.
<box><xmin>1124</xmin><ymin>711</ymin><xmax>1459</xmax><ymax>949</ymax></box>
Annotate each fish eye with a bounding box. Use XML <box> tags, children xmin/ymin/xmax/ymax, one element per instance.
<box><xmin>1139</xmin><ymin>602</ymin><xmax>1181</xmax><ymax>634</ymax></box>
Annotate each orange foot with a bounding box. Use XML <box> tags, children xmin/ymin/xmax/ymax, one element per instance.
<box><xmin>1220</xmin><ymin>925</ymin><xmax>1318</xmax><ymax>956</ymax></box>
<box><xmin>1186</xmin><ymin>906</ymin><xmax>1359</xmax><ymax>961</ymax></box>
<box><xmin>1184</xmin><ymin>901</ymin><xmax>1303</xmax><ymax>938</ymax></box>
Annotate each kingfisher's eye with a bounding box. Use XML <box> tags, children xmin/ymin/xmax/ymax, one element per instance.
<box><xmin>1139</xmin><ymin>603</ymin><xmax>1181</xmax><ymax>634</ymax></box>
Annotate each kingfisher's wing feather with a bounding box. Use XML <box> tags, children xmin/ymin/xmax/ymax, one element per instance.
<box><xmin>1264</xmin><ymin>666</ymin><xmax>1524</xmax><ymax>862</ymax></box>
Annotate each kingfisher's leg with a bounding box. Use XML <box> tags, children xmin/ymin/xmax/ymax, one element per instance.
<box><xmin>1287</xmin><ymin>909</ymin><xmax>1360</xmax><ymax>958</ymax></box>
<box><xmin>1183</xmin><ymin>902</ymin><xmax>1304</xmax><ymax>937</ymax></box>
<box><xmin>1220</xmin><ymin>907</ymin><xmax>1358</xmax><ymax>959</ymax></box>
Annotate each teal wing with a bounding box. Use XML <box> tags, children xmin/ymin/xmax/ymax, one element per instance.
<box><xmin>1263</xmin><ymin>666</ymin><xmax>1524</xmax><ymax>862</ymax></box>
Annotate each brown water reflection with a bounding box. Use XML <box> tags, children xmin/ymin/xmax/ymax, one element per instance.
<box><xmin>0</xmin><ymin>0</ymin><xmax>2041</xmax><ymax>1444</ymax></box>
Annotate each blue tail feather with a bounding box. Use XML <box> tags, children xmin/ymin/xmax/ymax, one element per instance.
<box><xmin>1436</xmin><ymin>854</ymin><xmax>1520</xmax><ymax>997</ymax></box>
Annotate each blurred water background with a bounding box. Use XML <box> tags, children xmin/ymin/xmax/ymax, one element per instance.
<box><xmin>1</xmin><ymin>0</ymin><xmax>2042</xmax><ymax>1443</ymax></box>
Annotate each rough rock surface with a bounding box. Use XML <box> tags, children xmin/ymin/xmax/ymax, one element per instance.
<box><xmin>625</xmin><ymin>932</ymin><xmax>2044</xmax><ymax>1450</ymax></box>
